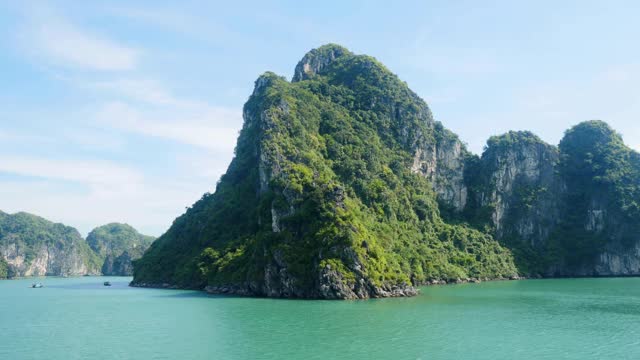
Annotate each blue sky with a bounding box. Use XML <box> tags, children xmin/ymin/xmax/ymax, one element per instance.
<box><xmin>1</xmin><ymin>0</ymin><xmax>639</xmax><ymax>236</ymax></box>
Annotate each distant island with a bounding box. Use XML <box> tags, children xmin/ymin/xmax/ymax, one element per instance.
<box><xmin>0</xmin><ymin>211</ymin><xmax>154</xmax><ymax>279</ymax></box>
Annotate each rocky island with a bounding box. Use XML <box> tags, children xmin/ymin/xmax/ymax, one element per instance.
<box><xmin>87</xmin><ymin>223</ymin><xmax>155</xmax><ymax>276</ymax></box>
<box><xmin>0</xmin><ymin>211</ymin><xmax>154</xmax><ymax>278</ymax></box>
<box><xmin>125</xmin><ymin>44</ymin><xmax>639</xmax><ymax>299</ymax></box>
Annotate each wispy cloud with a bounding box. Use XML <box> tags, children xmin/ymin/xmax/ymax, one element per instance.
<box><xmin>0</xmin><ymin>155</ymin><xmax>142</xmax><ymax>191</ymax></box>
<box><xmin>107</xmin><ymin>6</ymin><xmax>232</xmax><ymax>41</ymax></box>
<box><xmin>86</xmin><ymin>77</ymin><xmax>243</xmax><ymax>152</ymax></box>
<box><xmin>452</xmin><ymin>63</ymin><xmax>640</xmax><ymax>154</ymax></box>
<box><xmin>96</xmin><ymin>102</ymin><xmax>241</xmax><ymax>152</ymax></box>
<box><xmin>60</xmin><ymin>128</ymin><xmax>127</xmax><ymax>152</ymax></box>
<box><xmin>0</xmin><ymin>130</ymin><xmax>54</xmax><ymax>146</ymax></box>
<box><xmin>21</xmin><ymin>6</ymin><xmax>139</xmax><ymax>71</ymax></box>
<box><xmin>0</xmin><ymin>155</ymin><xmax>204</xmax><ymax>235</ymax></box>
<box><xmin>0</xmin><ymin>176</ymin><xmax>204</xmax><ymax>236</ymax></box>
<box><xmin>3</xmin><ymin>3</ymin><xmax>242</xmax><ymax>235</ymax></box>
<box><xmin>90</xmin><ymin>78</ymin><xmax>198</xmax><ymax>107</ymax></box>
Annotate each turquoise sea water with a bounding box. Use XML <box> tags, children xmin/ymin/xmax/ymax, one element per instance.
<box><xmin>1</xmin><ymin>276</ymin><xmax>639</xmax><ymax>359</ymax></box>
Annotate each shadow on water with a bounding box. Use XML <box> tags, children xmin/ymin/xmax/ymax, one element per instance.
<box><xmin>151</xmin><ymin>291</ymin><xmax>304</xmax><ymax>300</ymax></box>
<box><xmin>150</xmin><ymin>291</ymin><xmax>217</xmax><ymax>299</ymax></box>
<box><xmin>150</xmin><ymin>289</ymin><xmax>428</xmax><ymax>305</ymax></box>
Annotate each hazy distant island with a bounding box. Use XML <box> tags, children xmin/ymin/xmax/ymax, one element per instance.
<box><xmin>0</xmin><ymin>211</ymin><xmax>154</xmax><ymax>279</ymax></box>
<box><xmin>128</xmin><ymin>44</ymin><xmax>640</xmax><ymax>299</ymax></box>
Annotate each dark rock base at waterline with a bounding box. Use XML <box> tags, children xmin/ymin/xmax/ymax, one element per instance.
<box><xmin>130</xmin><ymin>281</ymin><xmax>418</xmax><ymax>299</ymax></box>
<box><xmin>203</xmin><ymin>283</ymin><xmax>419</xmax><ymax>299</ymax></box>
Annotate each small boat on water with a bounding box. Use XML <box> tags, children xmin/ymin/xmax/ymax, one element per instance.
<box><xmin>103</xmin><ymin>281</ymin><xmax>112</xmax><ymax>286</ymax></box>
<box><xmin>31</xmin><ymin>283</ymin><xmax>43</xmax><ymax>288</ymax></box>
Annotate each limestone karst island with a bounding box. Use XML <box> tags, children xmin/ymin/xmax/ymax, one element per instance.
<box><xmin>3</xmin><ymin>2</ymin><xmax>640</xmax><ymax>359</ymax></box>
<box><xmin>132</xmin><ymin>45</ymin><xmax>640</xmax><ymax>299</ymax></box>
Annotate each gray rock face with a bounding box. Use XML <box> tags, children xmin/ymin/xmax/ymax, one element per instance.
<box><xmin>101</xmin><ymin>252</ymin><xmax>134</xmax><ymax>276</ymax></box>
<box><xmin>595</xmin><ymin>244</ymin><xmax>640</xmax><ymax>275</ymax></box>
<box><xmin>456</xmin><ymin>129</ymin><xmax>640</xmax><ymax>277</ymax></box>
<box><xmin>478</xmin><ymin>133</ymin><xmax>563</xmax><ymax>246</ymax></box>
<box><xmin>0</xmin><ymin>212</ymin><xmax>100</xmax><ymax>277</ymax></box>
<box><xmin>577</xmin><ymin>195</ymin><xmax>640</xmax><ymax>276</ymax></box>
<box><xmin>412</xmin><ymin>126</ymin><xmax>469</xmax><ymax>212</ymax></box>
<box><xmin>1</xmin><ymin>241</ymin><xmax>98</xmax><ymax>277</ymax></box>
<box><xmin>0</xmin><ymin>214</ymin><xmax>154</xmax><ymax>278</ymax></box>
<box><xmin>292</xmin><ymin>44</ymin><xmax>351</xmax><ymax>82</ymax></box>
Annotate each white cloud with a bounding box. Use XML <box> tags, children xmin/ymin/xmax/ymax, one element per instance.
<box><xmin>96</xmin><ymin>101</ymin><xmax>241</xmax><ymax>152</ymax></box>
<box><xmin>4</xmin><ymin>5</ymin><xmax>243</xmax><ymax>236</ymax></box>
<box><xmin>107</xmin><ymin>6</ymin><xmax>224</xmax><ymax>39</ymax></box>
<box><xmin>90</xmin><ymin>79</ymin><xmax>187</xmax><ymax>106</ymax></box>
<box><xmin>0</xmin><ymin>155</ymin><xmax>142</xmax><ymax>192</ymax></box>
<box><xmin>0</xmin><ymin>155</ymin><xmax>214</xmax><ymax>236</ymax></box>
<box><xmin>0</xmin><ymin>130</ymin><xmax>56</xmax><ymax>146</ymax></box>
<box><xmin>83</xmin><ymin>78</ymin><xmax>244</xmax><ymax>152</ymax></box>
<box><xmin>444</xmin><ymin>64</ymin><xmax>640</xmax><ymax>155</ymax></box>
<box><xmin>22</xmin><ymin>7</ymin><xmax>139</xmax><ymax>71</ymax></box>
<box><xmin>61</xmin><ymin>128</ymin><xmax>127</xmax><ymax>152</ymax></box>
<box><xmin>0</xmin><ymin>177</ymin><xmax>203</xmax><ymax>237</ymax></box>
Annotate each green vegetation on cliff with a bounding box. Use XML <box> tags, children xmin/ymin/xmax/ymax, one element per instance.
<box><xmin>0</xmin><ymin>212</ymin><xmax>102</xmax><ymax>276</ymax></box>
<box><xmin>0</xmin><ymin>257</ymin><xmax>9</xmax><ymax>279</ymax></box>
<box><xmin>463</xmin><ymin>121</ymin><xmax>640</xmax><ymax>276</ymax></box>
<box><xmin>133</xmin><ymin>44</ymin><xmax>517</xmax><ymax>298</ymax></box>
<box><xmin>560</xmin><ymin>121</ymin><xmax>640</xmax><ymax>221</ymax></box>
<box><xmin>87</xmin><ymin>223</ymin><xmax>155</xmax><ymax>276</ymax></box>
<box><xmin>552</xmin><ymin>121</ymin><xmax>640</xmax><ymax>269</ymax></box>
<box><xmin>0</xmin><ymin>213</ymin><xmax>154</xmax><ymax>277</ymax></box>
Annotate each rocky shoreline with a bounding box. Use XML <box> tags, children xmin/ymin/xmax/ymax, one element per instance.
<box><xmin>129</xmin><ymin>275</ymin><xmax>529</xmax><ymax>299</ymax></box>
<box><xmin>130</xmin><ymin>281</ymin><xmax>418</xmax><ymax>299</ymax></box>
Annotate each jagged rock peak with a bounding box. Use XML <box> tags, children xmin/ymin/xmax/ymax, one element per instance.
<box><xmin>253</xmin><ymin>71</ymin><xmax>286</xmax><ymax>94</ymax></box>
<box><xmin>292</xmin><ymin>44</ymin><xmax>352</xmax><ymax>82</ymax></box>
<box><xmin>560</xmin><ymin>120</ymin><xmax>623</xmax><ymax>150</ymax></box>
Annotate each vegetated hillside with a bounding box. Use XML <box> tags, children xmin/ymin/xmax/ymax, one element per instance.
<box><xmin>0</xmin><ymin>212</ymin><xmax>155</xmax><ymax>278</ymax></box>
<box><xmin>132</xmin><ymin>44</ymin><xmax>517</xmax><ymax>298</ymax></box>
<box><xmin>467</xmin><ymin>121</ymin><xmax>640</xmax><ymax>276</ymax></box>
<box><xmin>0</xmin><ymin>211</ymin><xmax>101</xmax><ymax>277</ymax></box>
<box><xmin>0</xmin><ymin>257</ymin><xmax>9</xmax><ymax>279</ymax></box>
<box><xmin>87</xmin><ymin>223</ymin><xmax>155</xmax><ymax>276</ymax></box>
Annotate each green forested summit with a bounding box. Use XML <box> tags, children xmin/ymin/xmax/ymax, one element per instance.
<box><xmin>292</xmin><ymin>44</ymin><xmax>352</xmax><ymax>82</ymax></box>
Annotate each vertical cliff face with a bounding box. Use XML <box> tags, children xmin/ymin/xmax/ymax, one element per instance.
<box><xmin>478</xmin><ymin>132</ymin><xmax>563</xmax><ymax>245</ymax></box>
<box><xmin>456</xmin><ymin>122</ymin><xmax>640</xmax><ymax>276</ymax></box>
<box><xmin>292</xmin><ymin>45</ymin><xmax>350</xmax><ymax>82</ymax></box>
<box><xmin>411</xmin><ymin>124</ymin><xmax>470</xmax><ymax>212</ymax></box>
<box><xmin>554</xmin><ymin>121</ymin><xmax>640</xmax><ymax>276</ymax></box>
<box><xmin>0</xmin><ymin>212</ymin><xmax>101</xmax><ymax>277</ymax></box>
